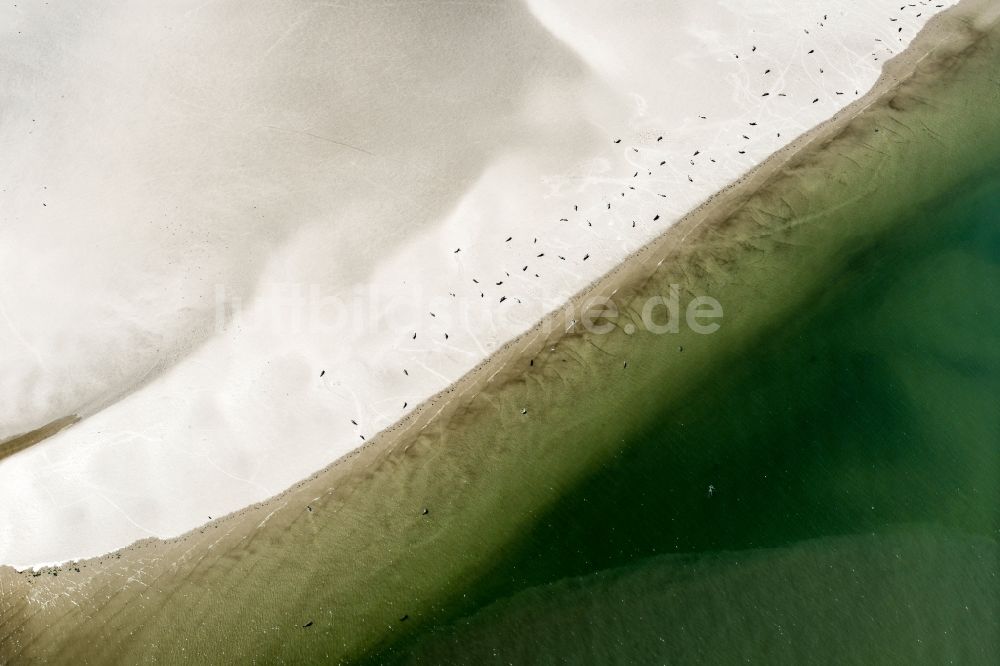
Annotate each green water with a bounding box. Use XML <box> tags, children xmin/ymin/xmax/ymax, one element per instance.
<box><xmin>395</xmin><ymin>163</ymin><xmax>1000</xmax><ymax>664</ymax></box>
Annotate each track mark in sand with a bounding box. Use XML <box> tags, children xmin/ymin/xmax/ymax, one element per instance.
<box><xmin>263</xmin><ymin>125</ymin><xmax>375</xmax><ymax>156</ymax></box>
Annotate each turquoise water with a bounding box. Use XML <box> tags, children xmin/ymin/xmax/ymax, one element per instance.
<box><xmin>385</xmin><ymin>95</ymin><xmax>1000</xmax><ymax>666</ymax></box>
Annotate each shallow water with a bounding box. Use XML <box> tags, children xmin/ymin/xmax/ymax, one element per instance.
<box><xmin>375</xmin><ymin>21</ymin><xmax>1000</xmax><ymax>666</ymax></box>
<box><xmin>396</xmin><ymin>153</ymin><xmax>1000</xmax><ymax>665</ymax></box>
<box><xmin>401</xmin><ymin>531</ymin><xmax>998</xmax><ymax>664</ymax></box>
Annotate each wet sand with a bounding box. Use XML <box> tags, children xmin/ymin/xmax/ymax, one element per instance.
<box><xmin>0</xmin><ymin>416</ymin><xmax>78</xmax><ymax>464</ymax></box>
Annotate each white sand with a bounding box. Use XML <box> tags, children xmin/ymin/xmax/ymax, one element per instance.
<box><xmin>0</xmin><ymin>0</ymin><xmax>955</xmax><ymax>568</ymax></box>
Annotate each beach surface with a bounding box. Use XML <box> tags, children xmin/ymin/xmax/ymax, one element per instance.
<box><xmin>1</xmin><ymin>0</ymin><xmax>998</xmax><ymax>662</ymax></box>
<box><xmin>0</xmin><ymin>0</ymin><xmax>962</xmax><ymax>567</ymax></box>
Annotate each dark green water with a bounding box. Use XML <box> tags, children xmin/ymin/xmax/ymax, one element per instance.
<box><xmin>506</xmin><ymin>168</ymin><xmax>1000</xmax><ymax>569</ymax></box>
<box><xmin>394</xmin><ymin>163</ymin><xmax>1000</xmax><ymax>664</ymax></box>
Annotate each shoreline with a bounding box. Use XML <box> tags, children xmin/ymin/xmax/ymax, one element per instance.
<box><xmin>3</xmin><ymin>0</ymin><xmax>999</xmax><ymax>660</ymax></box>
<box><xmin>0</xmin><ymin>0</ymin><xmax>970</xmax><ymax>568</ymax></box>
<box><xmin>4</xmin><ymin>0</ymin><xmax>995</xmax><ymax>574</ymax></box>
